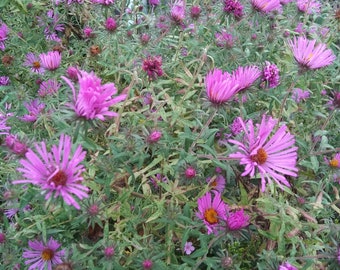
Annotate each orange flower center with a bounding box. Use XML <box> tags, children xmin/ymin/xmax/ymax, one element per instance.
<box><xmin>330</xmin><ymin>158</ymin><xmax>339</xmax><ymax>168</ymax></box>
<box><xmin>211</xmin><ymin>180</ymin><xmax>217</xmax><ymax>187</ymax></box>
<box><xmin>49</xmin><ymin>170</ymin><xmax>67</xmax><ymax>186</ymax></box>
<box><xmin>41</xmin><ymin>248</ymin><xmax>54</xmax><ymax>261</ymax></box>
<box><xmin>251</xmin><ymin>148</ymin><xmax>268</xmax><ymax>164</ymax></box>
<box><xmin>204</xmin><ymin>208</ymin><xmax>218</xmax><ymax>224</ymax></box>
<box><xmin>33</xmin><ymin>61</ymin><xmax>41</xmax><ymax>68</ymax></box>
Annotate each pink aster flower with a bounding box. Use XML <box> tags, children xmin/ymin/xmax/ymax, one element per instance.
<box><xmin>5</xmin><ymin>134</ymin><xmax>28</xmax><ymax>155</ymax></box>
<box><xmin>207</xmin><ymin>175</ymin><xmax>226</xmax><ymax>193</ymax></box>
<box><xmin>288</xmin><ymin>36</ymin><xmax>336</xmax><ymax>70</ymax></box>
<box><xmin>0</xmin><ymin>21</ymin><xmax>9</xmax><ymax>51</ymax></box>
<box><xmin>142</xmin><ymin>259</ymin><xmax>153</xmax><ymax>270</ymax></box>
<box><xmin>279</xmin><ymin>262</ymin><xmax>298</xmax><ymax>270</ymax></box>
<box><xmin>0</xmin><ymin>76</ymin><xmax>10</xmax><ymax>86</ymax></box>
<box><xmin>91</xmin><ymin>0</ymin><xmax>115</xmax><ymax>5</ymax></box>
<box><xmin>38</xmin><ymin>79</ymin><xmax>61</xmax><ymax>97</ymax></box>
<box><xmin>190</xmin><ymin>6</ymin><xmax>201</xmax><ymax>19</ymax></box>
<box><xmin>205</xmin><ymin>68</ymin><xmax>239</xmax><ymax>106</ymax></box>
<box><xmin>224</xmin><ymin>0</ymin><xmax>244</xmax><ymax>19</ymax></box>
<box><xmin>232</xmin><ymin>65</ymin><xmax>261</xmax><ymax>92</ymax></box>
<box><xmin>262</xmin><ymin>61</ymin><xmax>280</xmax><ymax>88</ymax></box>
<box><xmin>142</xmin><ymin>55</ymin><xmax>163</xmax><ymax>80</ymax></box>
<box><xmin>66</xmin><ymin>66</ymin><xmax>80</xmax><ymax>81</ymax></box>
<box><xmin>251</xmin><ymin>0</ymin><xmax>281</xmax><ymax>13</ymax></box>
<box><xmin>23</xmin><ymin>237</ymin><xmax>65</xmax><ymax>270</ymax></box>
<box><xmin>196</xmin><ymin>191</ymin><xmax>228</xmax><ymax>234</ymax></box>
<box><xmin>62</xmin><ymin>70</ymin><xmax>127</xmax><ymax>121</ymax></box>
<box><xmin>215</xmin><ymin>30</ymin><xmax>234</xmax><ymax>48</ymax></box>
<box><xmin>24</xmin><ymin>53</ymin><xmax>45</xmax><ymax>74</ymax></box>
<box><xmin>171</xmin><ymin>0</ymin><xmax>186</xmax><ymax>24</ymax></box>
<box><xmin>229</xmin><ymin>115</ymin><xmax>298</xmax><ymax>192</ymax></box>
<box><xmin>147</xmin><ymin>130</ymin><xmax>162</xmax><ymax>143</ymax></box>
<box><xmin>296</xmin><ymin>0</ymin><xmax>321</xmax><ymax>14</ymax></box>
<box><xmin>292</xmin><ymin>88</ymin><xmax>310</xmax><ymax>103</ymax></box>
<box><xmin>226</xmin><ymin>209</ymin><xmax>250</xmax><ymax>231</ymax></box>
<box><xmin>325</xmin><ymin>153</ymin><xmax>340</xmax><ymax>169</ymax></box>
<box><xmin>105</xmin><ymin>17</ymin><xmax>117</xmax><ymax>32</ymax></box>
<box><xmin>39</xmin><ymin>51</ymin><xmax>61</xmax><ymax>71</ymax></box>
<box><xmin>149</xmin><ymin>0</ymin><xmax>160</xmax><ymax>6</ymax></box>
<box><xmin>13</xmin><ymin>134</ymin><xmax>88</xmax><ymax>210</ymax></box>
<box><xmin>183</xmin><ymin>241</ymin><xmax>195</xmax><ymax>255</ymax></box>
<box><xmin>19</xmin><ymin>99</ymin><xmax>45</xmax><ymax>122</ymax></box>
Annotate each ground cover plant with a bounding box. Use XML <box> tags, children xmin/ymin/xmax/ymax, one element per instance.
<box><xmin>0</xmin><ymin>0</ymin><xmax>339</xmax><ymax>269</ymax></box>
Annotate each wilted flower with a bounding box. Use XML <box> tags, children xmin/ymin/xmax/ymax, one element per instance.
<box><xmin>196</xmin><ymin>191</ymin><xmax>228</xmax><ymax>234</ymax></box>
<box><xmin>224</xmin><ymin>0</ymin><xmax>244</xmax><ymax>19</ymax></box>
<box><xmin>183</xmin><ymin>241</ymin><xmax>195</xmax><ymax>255</ymax></box>
<box><xmin>262</xmin><ymin>61</ymin><xmax>280</xmax><ymax>88</ymax></box>
<box><xmin>288</xmin><ymin>36</ymin><xmax>336</xmax><ymax>70</ymax></box>
<box><xmin>0</xmin><ymin>76</ymin><xmax>10</xmax><ymax>86</ymax></box>
<box><xmin>66</xmin><ymin>66</ymin><xmax>80</xmax><ymax>81</ymax></box>
<box><xmin>0</xmin><ymin>21</ymin><xmax>9</xmax><ymax>51</ymax></box>
<box><xmin>232</xmin><ymin>65</ymin><xmax>261</xmax><ymax>92</ymax></box>
<box><xmin>190</xmin><ymin>6</ymin><xmax>201</xmax><ymax>19</ymax></box>
<box><xmin>171</xmin><ymin>0</ymin><xmax>186</xmax><ymax>24</ymax></box>
<box><xmin>205</xmin><ymin>68</ymin><xmax>239</xmax><ymax>105</ymax></box>
<box><xmin>22</xmin><ymin>237</ymin><xmax>65</xmax><ymax>270</ymax></box>
<box><xmin>251</xmin><ymin>0</ymin><xmax>281</xmax><ymax>13</ymax></box>
<box><xmin>226</xmin><ymin>209</ymin><xmax>250</xmax><ymax>230</ymax></box>
<box><xmin>279</xmin><ymin>262</ymin><xmax>298</xmax><ymax>270</ymax></box>
<box><xmin>142</xmin><ymin>55</ymin><xmax>163</xmax><ymax>80</ymax></box>
<box><xmin>38</xmin><ymin>79</ymin><xmax>61</xmax><ymax>97</ymax></box>
<box><xmin>215</xmin><ymin>30</ymin><xmax>234</xmax><ymax>48</ymax></box>
<box><xmin>13</xmin><ymin>134</ymin><xmax>88</xmax><ymax>209</ymax></box>
<box><xmin>62</xmin><ymin>70</ymin><xmax>127</xmax><ymax>121</ymax></box>
<box><xmin>24</xmin><ymin>53</ymin><xmax>45</xmax><ymax>74</ymax></box>
<box><xmin>5</xmin><ymin>134</ymin><xmax>28</xmax><ymax>155</ymax></box>
<box><xmin>296</xmin><ymin>0</ymin><xmax>321</xmax><ymax>14</ymax></box>
<box><xmin>39</xmin><ymin>51</ymin><xmax>61</xmax><ymax>71</ymax></box>
<box><xmin>292</xmin><ymin>88</ymin><xmax>310</xmax><ymax>103</ymax></box>
<box><xmin>37</xmin><ymin>9</ymin><xmax>64</xmax><ymax>42</ymax></box>
<box><xmin>19</xmin><ymin>99</ymin><xmax>45</xmax><ymax>122</ymax></box>
<box><xmin>105</xmin><ymin>17</ymin><xmax>117</xmax><ymax>32</ymax></box>
<box><xmin>229</xmin><ymin>115</ymin><xmax>298</xmax><ymax>192</ymax></box>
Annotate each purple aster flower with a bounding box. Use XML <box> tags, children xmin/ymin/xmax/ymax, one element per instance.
<box><xmin>205</xmin><ymin>68</ymin><xmax>239</xmax><ymax>106</ymax></box>
<box><xmin>19</xmin><ymin>99</ymin><xmax>45</xmax><ymax>122</ymax></box>
<box><xmin>105</xmin><ymin>17</ymin><xmax>117</xmax><ymax>32</ymax></box>
<box><xmin>230</xmin><ymin>117</ymin><xmax>243</xmax><ymax>136</ymax></box>
<box><xmin>183</xmin><ymin>241</ymin><xmax>195</xmax><ymax>255</ymax></box>
<box><xmin>185</xmin><ymin>166</ymin><xmax>197</xmax><ymax>179</ymax></box>
<box><xmin>39</xmin><ymin>51</ymin><xmax>61</xmax><ymax>71</ymax></box>
<box><xmin>207</xmin><ymin>175</ymin><xmax>226</xmax><ymax>193</ymax></box>
<box><xmin>38</xmin><ymin>79</ymin><xmax>61</xmax><ymax>97</ymax></box>
<box><xmin>251</xmin><ymin>0</ymin><xmax>281</xmax><ymax>13</ymax></box>
<box><xmin>232</xmin><ymin>65</ymin><xmax>261</xmax><ymax>92</ymax></box>
<box><xmin>91</xmin><ymin>0</ymin><xmax>115</xmax><ymax>5</ymax></box>
<box><xmin>224</xmin><ymin>0</ymin><xmax>244</xmax><ymax>19</ymax></box>
<box><xmin>196</xmin><ymin>191</ymin><xmax>228</xmax><ymax>234</ymax></box>
<box><xmin>23</xmin><ymin>237</ymin><xmax>65</xmax><ymax>270</ymax></box>
<box><xmin>279</xmin><ymin>262</ymin><xmax>298</xmax><ymax>270</ymax></box>
<box><xmin>295</xmin><ymin>22</ymin><xmax>305</xmax><ymax>34</ymax></box>
<box><xmin>83</xmin><ymin>26</ymin><xmax>93</xmax><ymax>38</ymax></box>
<box><xmin>325</xmin><ymin>153</ymin><xmax>340</xmax><ymax>169</ymax></box>
<box><xmin>149</xmin><ymin>0</ymin><xmax>160</xmax><ymax>6</ymax></box>
<box><xmin>104</xmin><ymin>246</ymin><xmax>115</xmax><ymax>259</ymax></box>
<box><xmin>5</xmin><ymin>134</ymin><xmax>28</xmax><ymax>155</ymax></box>
<box><xmin>4</xmin><ymin>208</ymin><xmax>19</xmax><ymax>219</ymax></box>
<box><xmin>326</xmin><ymin>91</ymin><xmax>340</xmax><ymax>110</ymax></box>
<box><xmin>0</xmin><ymin>21</ymin><xmax>9</xmax><ymax>51</ymax></box>
<box><xmin>190</xmin><ymin>6</ymin><xmax>201</xmax><ymax>19</ymax></box>
<box><xmin>292</xmin><ymin>88</ymin><xmax>310</xmax><ymax>103</ymax></box>
<box><xmin>24</xmin><ymin>53</ymin><xmax>45</xmax><ymax>74</ymax></box>
<box><xmin>280</xmin><ymin>0</ymin><xmax>293</xmax><ymax>4</ymax></box>
<box><xmin>262</xmin><ymin>61</ymin><xmax>280</xmax><ymax>88</ymax></box>
<box><xmin>215</xmin><ymin>30</ymin><xmax>234</xmax><ymax>49</ymax></box>
<box><xmin>142</xmin><ymin>55</ymin><xmax>163</xmax><ymax>80</ymax></box>
<box><xmin>226</xmin><ymin>209</ymin><xmax>250</xmax><ymax>230</ymax></box>
<box><xmin>142</xmin><ymin>259</ymin><xmax>153</xmax><ymax>270</ymax></box>
<box><xmin>62</xmin><ymin>70</ymin><xmax>127</xmax><ymax>121</ymax></box>
<box><xmin>149</xmin><ymin>174</ymin><xmax>168</xmax><ymax>190</ymax></box>
<box><xmin>66</xmin><ymin>66</ymin><xmax>80</xmax><ymax>81</ymax></box>
<box><xmin>296</xmin><ymin>0</ymin><xmax>321</xmax><ymax>14</ymax></box>
<box><xmin>0</xmin><ymin>76</ymin><xmax>10</xmax><ymax>86</ymax></box>
<box><xmin>37</xmin><ymin>10</ymin><xmax>64</xmax><ymax>42</ymax></box>
<box><xmin>229</xmin><ymin>115</ymin><xmax>298</xmax><ymax>192</ymax></box>
<box><xmin>288</xmin><ymin>36</ymin><xmax>336</xmax><ymax>70</ymax></box>
<box><xmin>147</xmin><ymin>130</ymin><xmax>162</xmax><ymax>143</ymax></box>
<box><xmin>171</xmin><ymin>0</ymin><xmax>186</xmax><ymax>24</ymax></box>
<box><xmin>13</xmin><ymin>134</ymin><xmax>88</xmax><ymax>209</ymax></box>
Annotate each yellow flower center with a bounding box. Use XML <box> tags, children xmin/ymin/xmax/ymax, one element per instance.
<box><xmin>204</xmin><ymin>208</ymin><xmax>218</xmax><ymax>224</ymax></box>
<box><xmin>49</xmin><ymin>170</ymin><xmax>67</xmax><ymax>186</ymax></box>
<box><xmin>211</xmin><ymin>180</ymin><xmax>217</xmax><ymax>187</ymax></box>
<box><xmin>41</xmin><ymin>248</ymin><xmax>54</xmax><ymax>261</ymax></box>
<box><xmin>251</xmin><ymin>148</ymin><xmax>268</xmax><ymax>165</ymax></box>
<box><xmin>330</xmin><ymin>158</ymin><xmax>339</xmax><ymax>168</ymax></box>
<box><xmin>33</xmin><ymin>61</ymin><xmax>41</xmax><ymax>69</ymax></box>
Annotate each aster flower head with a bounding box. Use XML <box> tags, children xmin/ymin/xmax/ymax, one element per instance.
<box><xmin>83</xmin><ymin>26</ymin><xmax>94</xmax><ymax>38</ymax></box>
<box><xmin>0</xmin><ymin>76</ymin><xmax>10</xmax><ymax>86</ymax></box>
<box><xmin>279</xmin><ymin>262</ymin><xmax>298</xmax><ymax>270</ymax></box>
<box><xmin>142</xmin><ymin>259</ymin><xmax>153</xmax><ymax>270</ymax></box>
<box><xmin>91</xmin><ymin>0</ymin><xmax>115</xmax><ymax>5</ymax></box>
<box><xmin>23</xmin><ymin>237</ymin><xmax>65</xmax><ymax>270</ymax></box>
<box><xmin>5</xmin><ymin>134</ymin><xmax>28</xmax><ymax>155</ymax></box>
<box><xmin>62</xmin><ymin>70</ymin><xmax>127</xmax><ymax>121</ymax></box>
<box><xmin>262</xmin><ymin>61</ymin><xmax>280</xmax><ymax>88</ymax></box>
<box><xmin>232</xmin><ymin>65</ymin><xmax>261</xmax><ymax>92</ymax></box>
<box><xmin>190</xmin><ymin>6</ymin><xmax>201</xmax><ymax>19</ymax></box>
<box><xmin>147</xmin><ymin>130</ymin><xmax>162</xmax><ymax>144</ymax></box>
<box><xmin>230</xmin><ymin>117</ymin><xmax>244</xmax><ymax>136</ymax></box>
<box><xmin>224</xmin><ymin>0</ymin><xmax>244</xmax><ymax>19</ymax></box>
<box><xmin>170</xmin><ymin>0</ymin><xmax>186</xmax><ymax>24</ymax></box>
<box><xmin>288</xmin><ymin>36</ymin><xmax>336</xmax><ymax>70</ymax></box>
<box><xmin>196</xmin><ymin>191</ymin><xmax>228</xmax><ymax>234</ymax></box>
<box><xmin>296</xmin><ymin>0</ymin><xmax>321</xmax><ymax>14</ymax></box>
<box><xmin>292</xmin><ymin>88</ymin><xmax>310</xmax><ymax>103</ymax></box>
<box><xmin>226</xmin><ymin>209</ymin><xmax>250</xmax><ymax>230</ymax></box>
<box><xmin>325</xmin><ymin>153</ymin><xmax>340</xmax><ymax>168</ymax></box>
<box><xmin>215</xmin><ymin>30</ymin><xmax>234</xmax><ymax>48</ymax></box>
<box><xmin>205</xmin><ymin>68</ymin><xmax>239</xmax><ymax>106</ymax></box>
<box><xmin>38</xmin><ymin>79</ymin><xmax>61</xmax><ymax>97</ymax></box>
<box><xmin>0</xmin><ymin>21</ymin><xmax>9</xmax><ymax>51</ymax></box>
<box><xmin>39</xmin><ymin>51</ymin><xmax>61</xmax><ymax>71</ymax></box>
<box><xmin>66</xmin><ymin>66</ymin><xmax>80</xmax><ymax>81</ymax></box>
<box><xmin>142</xmin><ymin>55</ymin><xmax>163</xmax><ymax>80</ymax></box>
<box><xmin>327</xmin><ymin>91</ymin><xmax>340</xmax><ymax>110</ymax></box>
<box><xmin>184</xmin><ymin>166</ymin><xmax>196</xmax><ymax>179</ymax></box>
<box><xmin>105</xmin><ymin>17</ymin><xmax>117</xmax><ymax>32</ymax></box>
<box><xmin>104</xmin><ymin>246</ymin><xmax>115</xmax><ymax>259</ymax></box>
<box><xmin>207</xmin><ymin>175</ymin><xmax>226</xmax><ymax>193</ymax></box>
<box><xmin>13</xmin><ymin>134</ymin><xmax>88</xmax><ymax>209</ymax></box>
<box><xmin>183</xmin><ymin>241</ymin><xmax>195</xmax><ymax>255</ymax></box>
<box><xmin>149</xmin><ymin>0</ymin><xmax>160</xmax><ymax>6</ymax></box>
<box><xmin>229</xmin><ymin>115</ymin><xmax>298</xmax><ymax>192</ymax></box>
<box><xmin>37</xmin><ymin>9</ymin><xmax>64</xmax><ymax>42</ymax></box>
<box><xmin>251</xmin><ymin>0</ymin><xmax>281</xmax><ymax>13</ymax></box>
<box><xmin>19</xmin><ymin>99</ymin><xmax>45</xmax><ymax>122</ymax></box>
<box><xmin>24</xmin><ymin>53</ymin><xmax>45</xmax><ymax>74</ymax></box>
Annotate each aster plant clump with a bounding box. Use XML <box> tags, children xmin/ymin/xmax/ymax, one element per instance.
<box><xmin>0</xmin><ymin>0</ymin><xmax>339</xmax><ymax>269</ymax></box>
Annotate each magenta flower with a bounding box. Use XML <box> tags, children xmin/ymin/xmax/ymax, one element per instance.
<box><xmin>19</xmin><ymin>99</ymin><xmax>45</xmax><ymax>122</ymax></box>
<box><xmin>262</xmin><ymin>61</ymin><xmax>280</xmax><ymax>88</ymax></box>
<box><xmin>0</xmin><ymin>76</ymin><xmax>10</xmax><ymax>86</ymax></box>
<box><xmin>66</xmin><ymin>66</ymin><xmax>80</xmax><ymax>81</ymax></box>
<box><xmin>296</xmin><ymin>0</ymin><xmax>321</xmax><ymax>14</ymax></box>
<box><xmin>62</xmin><ymin>70</ymin><xmax>127</xmax><ymax>121</ymax></box>
<box><xmin>224</xmin><ymin>0</ymin><xmax>244</xmax><ymax>19</ymax></box>
<box><xmin>38</xmin><ymin>79</ymin><xmax>61</xmax><ymax>97</ymax></box>
<box><xmin>0</xmin><ymin>21</ymin><xmax>9</xmax><ymax>51</ymax></box>
<box><xmin>149</xmin><ymin>0</ymin><xmax>160</xmax><ymax>6</ymax></box>
<box><xmin>292</xmin><ymin>88</ymin><xmax>310</xmax><ymax>103</ymax></box>
<box><xmin>183</xmin><ymin>241</ymin><xmax>195</xmax><ymax>255</ymax></box>
<box><xmin>24</xmin><ymin>53</ymin><xmax>45</xmax><ymax>74</ymax></box>
<box><xmin>171</xmin><ymin>0</ymin><xmax>186</xmax><ymax>24</ymax></box>
<box><xmin>207</xmin><ymin>175</ymin><xmax>226</xmax><ymax>193</ymax></box>
<box><xmin>185</xmin><ymin>166</ymin><xmax>197</xmax><ymax>179</ymax></box>
<box><xmin>230</xmin><ymin>117</ymin><xmax>243</xmax><ymax>136</ymax></box>
<box><xmin>37</xmin><ymin>10</ymin><xmax>65</xmax><ymax>42</ymax></box>
<box><xmin>39</xmin><ymin>51</ymin><xmax>61</xmax><ymax>71</ymax></box>
<box><xmin>105</xmin><ymin>17</ymin><xmax>117</xmax><ymax>32</ymax></box>
<box><xmin>83</xmin><ymin>26</ymin><xmax>93</xmax><ymax>38</ymax></box>
<box><xmin>22</xmin><ymin>237</ymin><xmax>65</xmax><ymax>270</ymax></box>
<box><xmin>325</xmin><ymin>153</ymin><xmax>340</xmax><ymax>169</ymax></box>
<box><xmin>142</xmin><ymin>55</ymin><xmax>163</xmax><ymax>80</ymax></box>
<box><xmin>5</xmin><ymin>134</ymin><xmax>28</xmax><ymax>155</ymax></box>
<box><xmin>251</xmin><ymin>0</ymin><xmax>281</xmax><ymax>13</ymax></box>
<box><xmin>142</xmin><ymin>259</ymin><xmax>153</xmax><ymax>270</ymax></box>
<box><xmin>215</xmin><ymin>30</ymin><xmax>234</xmax><ymax>48</ymax></box>
<box><xmin>226</xmin><ymin>209</ymin><xmax>250</xmax><ymax>230</ymax></box>
<box><xmin>104</xmin><ymin>246</ymin><xmax>115</xmax><ymax>259</ymax></box>
<box><xmin>147</xmin><ymin>130</ymin><xmax>162</xmax><ymax>143</ymax></box>
<box><xmin>232</xmin><ymin>65</ymin><xmax>261</xmax><ymax>92</ymax></box>
<box><xmin>229</xmin><ymin>115</ymin><xmax>298</xmax><ymax>192</ymax></box>
<box><xmin>279</xmin><ymin>262</ymin><xmax>298</xmax><ymax>270</ymax></box>
<box><xmin>205</xmin><ymin>68</ymin><xmax>239</xmax><ymax>105</ymax></box>
<box><xmin>190</xmin><ymin>6</ymin><xmax>201</xmax><ymax>19</ymax></box>
<box><xmin>196</xmin><ymin>191</ymin><xmax>228</xmax><ymax>234</ymax></box>
<box><xmin>13</xmin><ymin>134</ymin><xmax>88</xmax><ymax>209</ymax></box>
<box><xmin>288</xmin><ymin>36</ymin><xmax>336</xmax><ymax>70</ymax></box>
<box><xmin>91</xmin><ymin>0</ymin><xmax>115</xmax><ymax>5</ymax></box>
